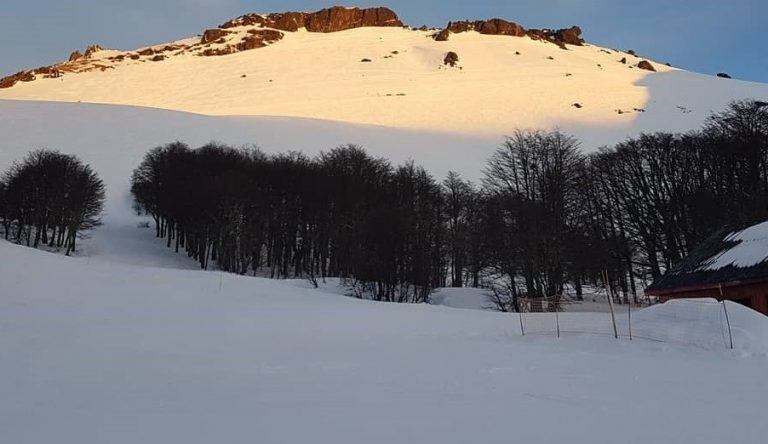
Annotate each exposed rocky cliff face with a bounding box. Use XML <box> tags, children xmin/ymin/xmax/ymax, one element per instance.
<box><xmin>433</xmin><ymin>19</ymin><xmax>584</xmax><ymax>49</ymax></box>
<box><xmin>220</xmin><ymin>6</ymin><xmax>403</xmax><ymax>32</ymax></box>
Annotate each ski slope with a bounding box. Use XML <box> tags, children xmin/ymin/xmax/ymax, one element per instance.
<box><xmin>2</xmin><ymin>239</ymin><xmax>768</xmax><ymax>444</ymax></box>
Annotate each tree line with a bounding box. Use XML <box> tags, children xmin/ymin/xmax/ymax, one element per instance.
<box><xmin>0</xmin><ymin>150</ymin><xmax>105</xmax><ymax>255</ymax></box>
<box><xmin>130</xmin><ymin>143</ymin><xmax>443</xmax><ymax>302</ymax></box>
<box><xmin>128</xmin><ymin>100</ymin><xmax>768</xmax><ymax>307</ymax></box>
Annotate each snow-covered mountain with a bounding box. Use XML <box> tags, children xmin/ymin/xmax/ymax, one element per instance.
<box><xmin>1</xmin><ymin>6</ymin><xmax>766</xmax><ymax>138</ymax></box>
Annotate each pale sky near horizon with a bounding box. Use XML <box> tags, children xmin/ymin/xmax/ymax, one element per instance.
<box><xmin>1</xmin><ymin>0</ymin><xmax>765</xmax><ymax>83</ymax></box>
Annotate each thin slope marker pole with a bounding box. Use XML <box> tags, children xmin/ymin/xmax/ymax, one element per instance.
<box><xmin>719</xmin><ymin>284</ymin><xmax>734</xmax><ymax>350</ymax></box>
<box><xmin>627</xmin><ymin>295</ymin><xmax>632</xmax><ymax>341</ymax></box>
<box><xmin>518</xmin><ymin>305</ymin><xmax>525</xmax><ymax>336</ymax></box>
<box><xmin>604</xmin><ymin>270</ymin><xmax>618</xmax><ymax>339</ymax></box>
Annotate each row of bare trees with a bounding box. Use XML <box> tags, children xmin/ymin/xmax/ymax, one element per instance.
<box><xmin>0</xmin><ymin>150</ymin><xmax>105</xmax><ymax>255</ymax></box>
<box><xmin>130</xmin><ymin>100</ymin><xmax>767</xmax><ymax>306</ymax></box>
<box><xmin>131</xmin><ymin>144</ymin><xmax>444</xmax><ymax>303</ymax></box>
<box><xmin>481</xmin><ymin>100</ymin><xmax>768</xmax><ymax>310</ymax></box>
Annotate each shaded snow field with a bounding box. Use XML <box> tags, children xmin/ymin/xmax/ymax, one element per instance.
<box><xmin>2</xmin><ymin>240</ymin><xmax>768</xmax><ymax>444</ymax></box>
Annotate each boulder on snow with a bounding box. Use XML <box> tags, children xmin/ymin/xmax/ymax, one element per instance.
<box><xmin>552</xmin><ymin>26</ymin><xmax>584</xmax><ymax>46</ymax></box>
<box><xmin>443</xmin><ymin>51</ymin><xmax>459</xmax><ymax>67</ymax></box>
<box><xmin>637</xmin><ymin>60</ymin><xmax>656</xmax><ymax>72</ymax></box>
<box><xmin>717</xmin><ymin>72</ymin><xmax>732</xmax><ymax>79</ymax></box>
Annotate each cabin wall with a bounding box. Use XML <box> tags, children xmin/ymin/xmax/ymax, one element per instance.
<box><xmin>657</xmin><ymin>282</ymin><xmax>768</xmax><ymax>315</ymax></box>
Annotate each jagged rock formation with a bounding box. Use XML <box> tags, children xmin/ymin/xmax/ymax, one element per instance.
<box><xmin>220</xmin><ymin>6</ymin><xmax>403</xmax><ymax>32</ymax></box>
<box><xmin>84</xmin><ymin>45</ymin><xmax>104</xmax><ymax>58</ymax></box>
<box><xmin>432</xmin><ymin>19</ymin><xmax>583</xmax><ymax>49</ymax></box>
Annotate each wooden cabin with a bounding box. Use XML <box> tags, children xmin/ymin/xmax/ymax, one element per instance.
<box><xmin>646</xmin><ymin>220</ymin><xmax>768</xmax><ymax>315</ymax></box>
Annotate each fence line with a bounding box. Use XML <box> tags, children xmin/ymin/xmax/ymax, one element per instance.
<box><xmin>516</xmin><ymin>296</ymin><xmax>734</xmax><ymax>350</ymax></box>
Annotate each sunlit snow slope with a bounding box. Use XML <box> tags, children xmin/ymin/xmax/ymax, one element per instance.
<box><xmin>2</xmin><ymin>26</ymin><xmax>767</xmax><ymax>137</ymax></box>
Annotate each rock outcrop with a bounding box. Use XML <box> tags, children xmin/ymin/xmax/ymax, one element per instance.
<box><xmin>637</xmin><ymin>60</ymin><xmax>656</xmax><ymax>72</ymax></box>
<box><xmin>444</xmin><ymin>51</ymin><xmax>459</xmax><ymax>67</ymax></box>
<box><xmin>220</xmin><ymin>6</ymin><xmax>403</xmax><ymax>33</ymax></box>
<box><xmin>432</xmin><ymin>19</ymin><xmax>583</xmax><ymax>48</ymax></box>
<box><xmin>201</xmin><ymin>29</ymin><xmax>231</xmax><ymax>44</ymax></box>
<box><xmin>84</xmin><ymin>45</ymin><xmax>104</xmax><ymax>58</ymax></box>
<box><xmin>236</xmin><ymin>30</ymin><xmax>284</xmax><ymax>51</ymax></box>
<box><xmin>434</xmin><ymin>29</ymin><xmax>450</xmax><ymax>41</ymax></box>
<box><xmin>69</xmin><ymin>51</ymin><xmax>83</xmax><ymax>62</ymax></box>
<box><xmin>445</xmin><ymin>19</ymin><xmax>526</xmax><ymax>36</ymax></box>
<box><xmin>200</xmin><ymin>29</ymin><xmax>284</xmax><ymax>56</ymax></box>
<box><xmin>551</xmin><ymin>26</ymin><xmax>583</xmax><ymax>46</ymax></box>
<box><xmin>0</xmin><ymin>71</ymin><xmax>36</xmax><ymax>89</ymax></box>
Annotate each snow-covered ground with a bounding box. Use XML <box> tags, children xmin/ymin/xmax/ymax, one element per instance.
<box><xmin>2</xmin><ymin>239</ymin><xmax>768</xmax><ymax>444</ymax></box>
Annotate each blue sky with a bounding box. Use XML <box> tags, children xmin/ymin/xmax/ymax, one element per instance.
<box><xmin>2</xmin><ymin>0</ymin><xmax>765</xmax><ymax>82</ymax></box>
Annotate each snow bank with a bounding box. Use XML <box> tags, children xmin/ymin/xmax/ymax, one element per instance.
<box><xmin>629</xmin><ymin>298</ymin><xmax>768</xmax><ymax>354</ymax></box>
